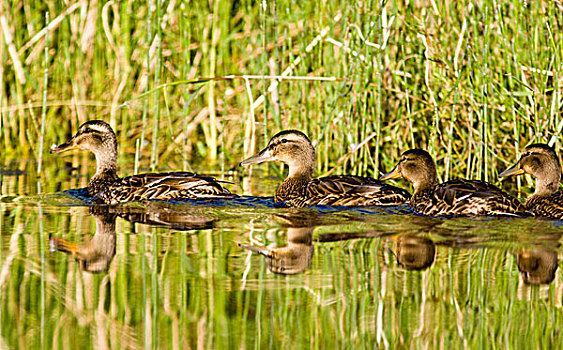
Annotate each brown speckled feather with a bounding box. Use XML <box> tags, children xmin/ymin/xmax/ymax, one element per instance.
<box><xmin>276</xmin><ymin>175</ymin><xmax>411</xmax><ymax>208</ymax></box>
<box><xmin>526</xmin><ymin>192</ymin><xmax>563</xmax><ymax>219</ymax></box>
<box><xmin>97</xmin><ymin>171</ymin><xmax>236</xmax><ymax>204</ymax></box>
<box><xmin>88</xmin><ymin>169</ymin><xmax>119</xmax><ymax>198</ymax></box>
<box><xmin>412</xmin><ymin>179</ymin><xmax>530</xmax><ymax>217</ymax></box>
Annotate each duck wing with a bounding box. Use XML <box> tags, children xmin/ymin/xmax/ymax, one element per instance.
<box><xmin>287</xmin><ymin>175</ymin><xmax>410</xmax><ymax>207</ymax></box>
<box><xmin>100</xmin><ymin>172</ymin><xmax>236</xmax><ymax>204</ymax></box>
<box><xmin>419</xmin><ymin>179</ymin><xmax>529</xmax><ymax>216</ymax></box>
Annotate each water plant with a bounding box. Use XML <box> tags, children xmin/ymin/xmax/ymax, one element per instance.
<box><xmin>0</xmin><ymin>1</ymin><xmax>560</xmax><ymax>193</ymax></box>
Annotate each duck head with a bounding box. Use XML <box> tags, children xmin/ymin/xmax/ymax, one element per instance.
<box><xmin>499</xmin><ymin>143</ymin><xmax>561</xmax><ymax>196</ymax></box>
<box><xmin>240</xmin><ymin>130</ymin><xmax>316</xmax><ymax>179</ymax></box>
<box><xmin>51</xmin><ymin>120</ymin><xmax>118</xmax><ymax>173</ymax></box>
<box><xmin>380</xmin><ymin>149</ymin><xmax>438</xmax><ymax>194</ymax></box>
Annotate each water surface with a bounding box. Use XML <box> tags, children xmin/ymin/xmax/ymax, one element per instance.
<box><xmin>1</xmin><ymin>165</ymin><xmax>562</xmax><ymax>348</ymax></box>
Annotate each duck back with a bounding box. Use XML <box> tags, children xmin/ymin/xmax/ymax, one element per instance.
<box><xmin>276</xmin><ymin>175</ymin><xmax>410</xmax><ymax>208</ymax></box>
<box><xmin>526</xmin><ymin>192</ymin><xmax>563</xmax><ymax>219</ymax></box>
<box><xmin>98</xmin><ymin>171</ymin><xmax>235</xmax><ymax>204</ymax></box>
<box><xmin>412</xmin><ymin>179</ymin><xmax>529</xmax><ymax>217</ymax></box>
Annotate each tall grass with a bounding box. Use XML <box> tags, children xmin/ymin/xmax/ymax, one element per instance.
<box><xmin>0</xmin><ymin>1</ymin><xmax>561</xmax><ymax>191</ymax></box>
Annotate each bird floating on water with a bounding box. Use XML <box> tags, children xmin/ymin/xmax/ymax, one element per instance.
<box><xmin>239</xmin><ymin>130</ymin><xmax>410</xmax><ymax>208</ymax></box>
<box><xmin>51</xmin><ymin>120</ymin><xmax>235</xmax><ymax>204</ymax></box>
<box><xmin>499</xmin><ymin>143</ymin><xmax>563</xmax><ymax>219</ymax></box>
<box><xmin>380</xmin><ymin>149</ymin><xmax>530</xmax><ymax>217</ymax></box>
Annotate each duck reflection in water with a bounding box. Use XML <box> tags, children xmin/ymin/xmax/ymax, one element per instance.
<box><xmin>110</xmin><ymin>202</ymin><xmax>216</xmax><ymax>231</ymax></box>
<box><xmin>516</xmin><ymin>247</ymin><xmax>559</xmax><ymax>285</ymax></box>
<box><xmin>239</xmin><ymin>211</ymin><xmax>316</xmax><ymax>275</ymax></box>
<box><xmin>50</xmin><ymin>205</ymin><xmax>217</xmax><ymax>273</ymax></box>
<box><xmin>50</xmin><ymin>209</ymin><xmax>117</xmax><ymax>273</ymax></box>
<box><xmin>390</xmin><ymin>234</ymin><xmax>436</xmax><ymax>271</ymax></box>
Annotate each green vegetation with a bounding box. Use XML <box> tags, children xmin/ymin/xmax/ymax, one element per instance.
<box><xmin>1</xmin><ymin>1</ymin><xmax>561</xmax><ymax>191</ymax></box>
<box><xmin>1</xmin><ymin>2</ymin><xmax>563</xmax><ymax>346</ymax></box>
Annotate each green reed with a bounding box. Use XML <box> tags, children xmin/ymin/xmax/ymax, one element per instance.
<box><xmin>0</xmin><ymin>1</ymin><xmax>561</xmax><ymax>193</ymax></box>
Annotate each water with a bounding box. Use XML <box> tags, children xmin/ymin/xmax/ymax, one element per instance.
<box><xmin>1</xmin><ymin>164</ymin><xmax>562</xmax><ymax>348</ymax></box>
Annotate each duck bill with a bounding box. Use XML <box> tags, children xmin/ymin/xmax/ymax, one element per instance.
<box><xmin>379</xmin><ymin>165</ymin><xmax>402</xmax><ymax>180</ymax></box>
<box><xmin>50</xmin><ymin>138</ymin><xmax>79</xmax><ymax>154</ymax></box>
<box><xmin>240</xmin><ymin>148</ymin><xmax>273</xmax><ymax>166</ymax></box>
<box><xmin>499</xmin><ymin>163</ymin><xmax>525</xmax><ymax>178</ymax></box>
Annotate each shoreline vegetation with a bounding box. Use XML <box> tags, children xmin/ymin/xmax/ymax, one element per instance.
<box><xmin>0</xmin><ymin>1</ymin><xmax>561</xmax><ymax>195</ymax></box>
<box><xmin>1</xmin><ymin>3</ymin><xmax>563</xmax><ymax>348</ymax></box>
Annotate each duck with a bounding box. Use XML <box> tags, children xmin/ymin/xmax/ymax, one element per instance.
<box><xmin>51</xmin><ymin>120</ymin><xmax>236</xmax><ymax>204</ymax></box>
<box><xmin>239</xmin><ymin>130</ymin><xmax>410</xmax><ymax>208</ymax></box>
<box><xmin>499</xmin><ymin>143</ymin><xmax>563</xmax><ymax>219</ymax></box>
<box><xmin>379</xmin><ymin>149</ymin><xmax>530</xmax><ymax>217</ymax></box>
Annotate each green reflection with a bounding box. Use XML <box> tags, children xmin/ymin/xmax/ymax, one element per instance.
<box><xmin>0</xmin><ymin>199</ymin><xmax>562</xmax><ymax>348</ymax></box>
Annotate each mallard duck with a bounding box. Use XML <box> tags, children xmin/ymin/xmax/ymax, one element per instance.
<box><xmin>380</xmin><ymin>149</ymin><xmax>529</xmax><ymax>216</ymax></box>
<box><xmin>499</xmin><ymin>143</ymin><xmax>563</xmax><ymax>219</ymax></box>
<box><xmin>239</xmin><ymin>130</ymin><xmax>410</xmax><ymax>208</ymax></box>
<box><xmin>50</xmin><ymin>210</ymin><xmax>117</xmax><ymax>273</ymax></box>
<box><xmin>51</xmin><ymin>120</ymin><xmax>235</xmax><ymax>204</ymax></box>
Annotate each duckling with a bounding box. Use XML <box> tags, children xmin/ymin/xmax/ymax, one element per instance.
<box><xmin>51</xmin><ymin>120</ymin><xmax>235</xmax><ymax>204</ymax></box>
<box><xmin>499</xmin><ymin>143</ymin><xmax>563</xmax><ymax>219</ymax></box>
<box><xmin>380</xmin><ymin>149</ymin><xmax>529</xmax><ymax>217</ymax></box>
<box><xmin>239</xmin><ymin>130</ymin><xmax>410</xmax><ymax>208</ymax></box>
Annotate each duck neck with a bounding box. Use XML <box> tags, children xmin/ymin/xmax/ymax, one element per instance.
<box><xmin>90</xmin><ymin>141</ymin><xmax>119</xmax><ymax>187</ymax></box>
<box><xmin>287</xmin><ymin>163</ymin><xmax>314</xmax><ymax>182</ymax></box>
<box><xmin>285</xmin><ymin>146</ymin><xmax>316</xmax><ymax>182</ymax></box>
<box><xmin>275</xmin><ymin>169</ymin><xmax>313</xmax><ymax>203</ymax></box>
<box><xmin>274</xmin><ymin>142</ymin><xmax>316</xmax><ymax>202</ymax></box>
<box><xmin>534</xmin><ymin>172</ymin><xmax>560</xmax><ymax>197</ymax></box>
<box><xmin>412</xmin><ymin>173</ymin><xmax>438</xmax><ymax>196</ymax></box>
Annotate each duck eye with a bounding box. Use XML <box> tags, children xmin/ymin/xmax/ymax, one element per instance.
<box><xmin>281</xmin><ymin>139</ymin><xmax>288</xmax><ymax>144</ymax></box>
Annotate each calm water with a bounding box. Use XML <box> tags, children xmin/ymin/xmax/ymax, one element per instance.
<box><xmin>1</xmin><ymin>163</ymin><xmax>563</xmax><ymax>349</ymax></box>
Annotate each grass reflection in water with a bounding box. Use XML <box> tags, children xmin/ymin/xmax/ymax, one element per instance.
<box><xmin>1</xmin><ymin>195</ymin><xmax>562</xmax><ymax>348</ymax></box>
